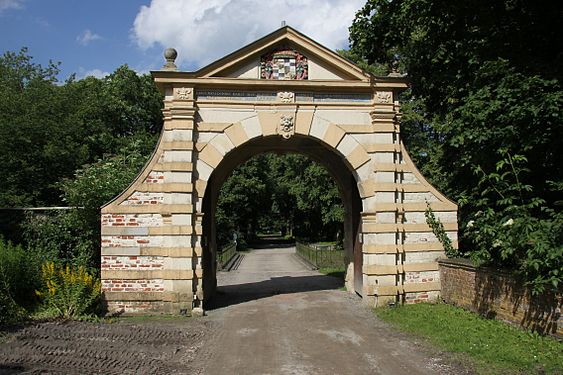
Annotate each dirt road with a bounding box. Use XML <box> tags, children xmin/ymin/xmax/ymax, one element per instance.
<box><xmin>0</xmin><ymin>246</ymin><xmax>470</xmax><ymax>374</ymax></box>
<box><xmin>203</xmin><ymin>246</ymin><xmax>467</xmax><ymax>375</ymax></box>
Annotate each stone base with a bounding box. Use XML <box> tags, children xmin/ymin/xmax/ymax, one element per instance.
<box><xmin>106</xmin><ymin>300</ymin><xmax>193</xmax><ymax>316</ymax></box>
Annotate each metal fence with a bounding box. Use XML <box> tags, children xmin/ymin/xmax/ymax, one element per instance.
<box><xmin>296</xmin><ymin>242</ymin><xmax>344</xmax><ymax>269</ymax></box>
<box><xmin>217</xmin><ymin>242</ymin><xmax>237</xmax><ymax>270</ymax></box>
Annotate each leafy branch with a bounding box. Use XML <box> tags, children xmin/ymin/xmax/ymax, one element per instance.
<box><xmin>425</xmin><ymin>202</ymin><xmax>458</xmax><ymax>258</ymax></box>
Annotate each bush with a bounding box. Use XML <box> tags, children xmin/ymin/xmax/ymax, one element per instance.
<box><xmin>463</xmin><ymin>153</ymin><xmax>562</xmax><ymax>294</ymax></box>
<box><xmin>22</xmin><ymin>210</ymin><xmax>94</xmax><ymax>268</ymax></box>
<box><xmin>21</xmin><ymin>137</ymin><xmax>152</xmax><ymax>269</ymax></box>
<box><xmin>0</xmin><ymin>288</ymin><xmax>25</xmax><ymax>325</ymax></box>
<box><xmin>0</xmin><ymin>238</ymin><xmax>41</xmax><ymax>324</ymax></box>
<box><xmin>36</xmin><ymin>261</ymin><xmax>101</xmax><ymax>319</ymax></box>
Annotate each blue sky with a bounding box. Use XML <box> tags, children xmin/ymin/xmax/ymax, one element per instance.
<box><xmin>0</xmin><ymin>0</ymin><xmax>161</xmax><ymax>79</ymax></box>
<box><xmin>0</xmin><ymin>0</ymin><xmax>364</xmax><ymax>80</ymax></box>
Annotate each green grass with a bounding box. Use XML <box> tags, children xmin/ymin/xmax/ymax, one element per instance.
<box><xmin>375</xmin><ymin>303</ymin><xmax>563</xmax><ymax>375</ymax></box>
<box><xmin>318</xmin><ymin>266</ymin><xmax>345</xmax><ymax>279</ymax></box>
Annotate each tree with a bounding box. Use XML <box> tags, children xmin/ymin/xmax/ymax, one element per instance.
<box><xmin>349</xmin><ymin>0</ymin><xmax>563</xmax><ymax>207</ymax></box>
<box><xmin>216</xmin><ymin>153</ymin><xmax>344</xmax><ymax>246</ymax></box>
<box><xmin>0</xmin><ymin>49</ymin><xmax>162</xmax><ymax>209</ymax></box>
<box><xmin>349</xmin><ymin>0</ymin><xmax>563</xmax><ymax>292</ymax></box>
<box><xmin>23</xmin><ymin>136</ymin><xmax>153</xmax><ymax>268</ymax></box>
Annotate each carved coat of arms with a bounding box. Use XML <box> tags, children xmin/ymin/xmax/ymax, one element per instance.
<box><xmin>261</xmin><ymin>48</ymin><xmax>308</xmax><ymax>80</ymax></box>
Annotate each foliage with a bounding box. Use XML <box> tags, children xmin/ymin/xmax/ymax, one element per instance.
<box><xmin>425</xmin><ymin>204</ymin><xmax>458</xmax><ymax>258</ymax></box>
<box><xmin>0</xmin><ymin>49</ymin><xmax>159</xmax><ymax>321</ymax></box>
<box><xmin>336</xmin><ymin>49</ymin><xmax>387</xmax><ymax>76</ymax></box>
<box><xmin>376</xmin><ymin>303</ymin><xmax>563</xmax><ymax>374</ymax></box>
<box><xmin>0</xmin><ymin>238</ymin><xmax>41</xmax><ymax>309</ymax></box>
<box><xmin>0</xmin><ymin>287</ymin><xmax>25</xmax><ymax>326</ymax></box>
<box><xmin>0</xmin><ymin>48</ymin><xmax>162</xmax><ymax>209</ymax></box>
<box><xmin>349</xmin><ymin>0</ymin><xmax>563</xmax><ymax>202</ymax></box>
<box><xmin>216</xmin><ymin>154</ymin><xmax>270</xmax><ymax>244</ymax></box>
<box><xmin>464</xmin><ymin>153</ymin><xmax>562</xmax><ymax>294</ymax></box>
<box><xmin>216</xmin><ymin>153</ymin><xmax>344</xmax><ymax>246</ymax></box>
<box><xmin>0</xmin><ymin>238</ymin><xmax>41</xmax><ymax>324</ymax></box>
<box><xmin>22</xmin><ymin>137</ymin><xmax>153</xmax><ymax>268</ymax></box>
<box><xmin>22</xmin><ymin>210</ymin><xmax>92</xmax><ymax>267</ymax></box>
<box><xmin>350</xmin><ymin>0</ymin><xmax>562</xmax><ymax>110</ymax></box>
<box><xmin>36</xmin><ymin>261</ymin><xmax>101</xmax><ymax>319</ymax></box>
<box><xmin>350</xmin><ymin>0</ymin><xmax>563</xmax><ymax>285</ymax></box>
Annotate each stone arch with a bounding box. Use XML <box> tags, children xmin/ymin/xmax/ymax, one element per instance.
<box><xmin>100</xmin><ymin>26</ymin><xmax>458</xmax><ymax>315</ymax></box>
<box><xmin>193</xmin><ymin>111</ymin><xmax>372</xmax><ymax>195</ymax></box>
<box><xmin>197</xmin><ymin>133</ymin><xmax>365</xmax><ymax>304</ymax></box>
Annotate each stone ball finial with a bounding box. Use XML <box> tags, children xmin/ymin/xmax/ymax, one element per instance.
<box><xmin>162</xmin><ymin>48</ymin><xmax>178</xmax><ymax>70</ymax></box>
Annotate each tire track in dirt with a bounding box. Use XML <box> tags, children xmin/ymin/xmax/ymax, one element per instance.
<box><xmin>0</xmin><ymin>320</ymin><xmax>214</xmax><ymax>374</ymax></box>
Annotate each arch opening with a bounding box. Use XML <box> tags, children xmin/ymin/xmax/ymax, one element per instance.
<box><xmin>200</xmin><ymin>135</ymin><xmax>363</xmax><ymax>307</ymax></box>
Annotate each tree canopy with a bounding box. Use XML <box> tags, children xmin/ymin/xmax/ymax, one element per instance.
<box><xmin>216</xmin><ymin>153</ymin><xmax>344</xmax><ymax>247</ymax></box>
<box><xmin>0</xmin><ymin>48</ymin><xmax>162</xmax><ymax>208</ymax></box>
<box><xmin>349</xmin><ymin>0</ymin><xmax>563</xmax><ymax>292</ymax></box>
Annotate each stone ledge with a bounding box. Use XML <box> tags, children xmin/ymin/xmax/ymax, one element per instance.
<box><xmin>101</xmin><ymin>269</ymin><xmax>202</xmax><ymax>280</ymax></box>
<box><xmin>102</xmin><ymin>204</ymin><xmax>193</xmax><ymax>214</ymax></box>
<box><xmin>101</xmin><ymin>225</ymin><xmax>193</xmax><ymax>236</ymax></box>
<box><xmin>438</xmin><ymin>258</ymin><xmax>515</xmax><ymax>278</ymax></box>
<box><xmin>363</xmin><ymin>262</ymin><xmax>439</xmax><ymax>275</ymax></box>
<box><xmin>104</xmin><ymin>291</ymin><xmax>193</xmax><ymax>302</ymax></box>
<box><xmin>366</xmin><ymin>281</ymin><xmax>441</xmax><ymax>296</ymax></box>
<box><xmin>101</xmin><ymin>246</ymin><xmax>201</xmax><ymax>257</ymax></box>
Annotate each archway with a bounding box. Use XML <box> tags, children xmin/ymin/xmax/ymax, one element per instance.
<box><xmin>200</xmin><ymin>135</ymin><xmax>363</xmax><ymax>305</ymax></box>
<box><xmin>100</xmin><ymin>26</ymin><xmax>458</xmax><ymax>315</ymax></box>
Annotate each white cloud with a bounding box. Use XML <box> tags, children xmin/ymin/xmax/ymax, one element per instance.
<box><xmin>131</xmin><ymin>0</ymin><xmax>364</xmax><ymax>69</ymax></box>
<box><xmin>78</xmin><ymin>68</ymin><xmax>111</xmax><ymax>79</ymax></box>
<box><xmin>0</xmin><ymin>0</ymin><xmax>25</xmax><ymax>12</ymax></box>
<box><xmin>76</xmin><ymin>29</ymin><xmax>102</xmax><ymax>46</ymax></box>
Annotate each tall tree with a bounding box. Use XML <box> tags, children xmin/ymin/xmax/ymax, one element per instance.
<box><xmin>349</xmin><ymin>0</ymin><xmax>563</xmax><ymax>210</ymax></box>
<box><xmin>216</xmin><ymin>154</ymin><xmax>344</xmax><ymax>246</ymax></box>
<box><xmin>0</xmin><ymin>49</ymin><xmax>162</xmax><ymax>208</ymax></box>
<box><xmin>349</xmin><ymin>0</ymin><xmax>563</xmax><ymax>291</ymax></box>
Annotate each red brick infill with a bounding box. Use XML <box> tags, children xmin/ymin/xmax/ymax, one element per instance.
<box><xmin>439</xmin><ymin>258</ymin><xmax>562</xmax><ymax>336</ymax></box>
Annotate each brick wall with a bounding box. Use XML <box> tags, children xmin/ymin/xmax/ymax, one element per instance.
<box><xmin>439</xmin><ymin>258</ymin><xmax>562</xmax><ymax>336</ymax></box>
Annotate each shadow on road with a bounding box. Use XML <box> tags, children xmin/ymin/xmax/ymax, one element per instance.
<box><xmin>205</xmin><ymin>274</ymin><xmax>343</xmax><ymax>310</ymax></box>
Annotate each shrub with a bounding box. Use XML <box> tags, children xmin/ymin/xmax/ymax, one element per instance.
<box><xmin>0</xmin><ymin>238</ymin><xmax>41</xmax><ymax>324</ymax></box>
<box><xmin>36</xmin><ymin>261</ymin><xmax>101</xmax><ymax>319</ymax></box>
<box><xmin>22</xmin><ymin>210</ymin><xmax>94</xmax><ymax>267</ymax></box>
<box><xmin>21</xmin><ymin>137</ymin><xmax>152</xmax><ymax>269</ymax></box>
<box><xmin>463</xmin><ymin>153</ymin><xmax>562</xmax><ymax>294</ymax></box>
<box><xmin>0</xmin><ymin>287</ymin><xmax>26</xmax><ymax>325</ymax></box>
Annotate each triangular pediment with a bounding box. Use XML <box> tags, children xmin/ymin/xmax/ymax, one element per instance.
<box><xmin>195</xmin><ymin>26</ymin><xmax>371</xmax><ymax>82</ymax></box>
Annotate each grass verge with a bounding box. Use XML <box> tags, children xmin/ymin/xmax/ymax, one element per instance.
<box><xmin>375</xmin><ymin>303</ymin><xmax>562</xmax><ymax>374</ymax></box>
<box><xmin>318</xmin><ymin>266</ymin><xmax>345</xmax><ymax>279</ymax></box>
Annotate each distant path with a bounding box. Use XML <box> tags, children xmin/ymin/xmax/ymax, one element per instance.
<box><xmin>203</xmin><ymin>246</ymin><xmax>467</xmax><ymax>375</ymax></box>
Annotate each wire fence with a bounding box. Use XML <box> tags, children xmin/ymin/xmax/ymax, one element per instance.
<box><xmin>296</xmin><ymin>242</ymin><xmax>345</xmax><ymax>269</ymax></box>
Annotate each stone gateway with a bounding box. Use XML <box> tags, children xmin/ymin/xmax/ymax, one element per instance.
<box><xmin>100</xmin><ymin>26</ymin><xmax>458</xmax><ymax>315</ymax></box>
